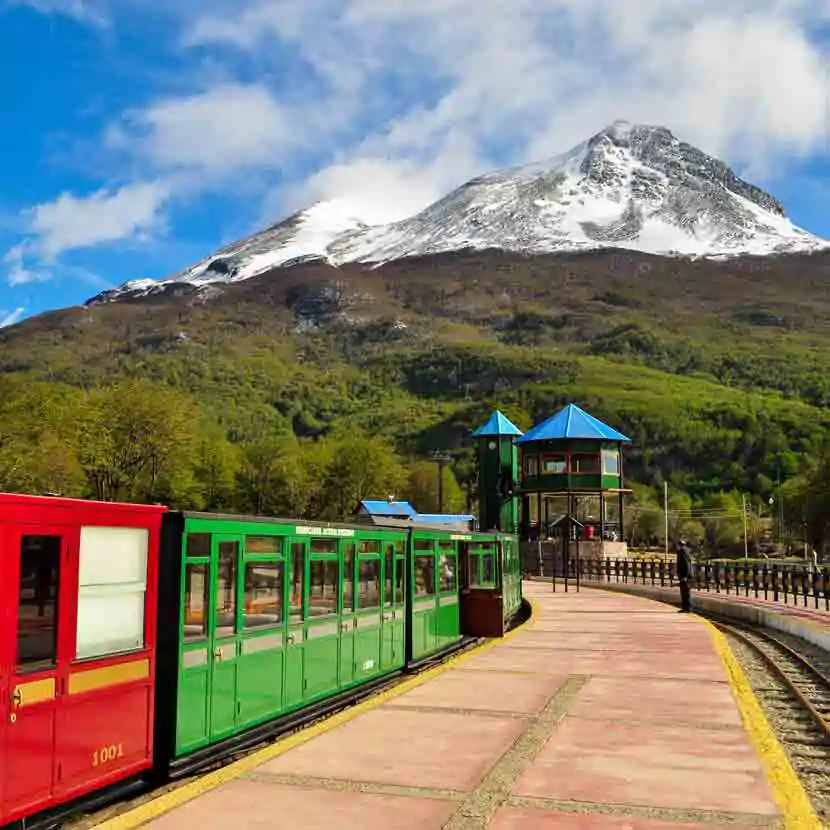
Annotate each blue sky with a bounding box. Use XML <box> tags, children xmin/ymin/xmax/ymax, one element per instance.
<box><xmin>1</xmin><ymin>0</ymin><xmax>829</xmax><ymax>327</ymax></box>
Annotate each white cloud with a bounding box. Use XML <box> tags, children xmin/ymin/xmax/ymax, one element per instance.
<box><xmin>174</xmin><ymin>0</ymin><xmax>830</xmax><ymax>223</ymax></box>
<box><xmin>7</xmin><ymin>0</ymin><xmax>830</xmax><ymax>282</ymax></box>
<box><xmin>2</xmin><ymin>181</ymin><xmax>169</xmax><ymax>284</ymax></box>
<box><xmin>10</xmin><ymin>0</ymin><xmax>106</xmax><ymax>25</ymax></box>
<box><xmin>109</xmin><ymin>85</ymin><xmax>299</xmax><ymax>175</ymax></box>
<box><xmin>24</xmin><ymin>181</ymin><xmax>168</xmax><ymax>261</ymax></box>
<box><xmin>0</xmin><ymin>307</ymin><xmax>25</xmax><ymax>328</ymax></box>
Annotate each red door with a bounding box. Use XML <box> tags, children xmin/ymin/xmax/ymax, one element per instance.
<box><xmin>1</xmin><ymin>526</ymin><xmax>69</xmax><ymax>822</ymax></box>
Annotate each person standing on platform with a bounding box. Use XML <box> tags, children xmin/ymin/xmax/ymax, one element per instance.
<box><xmin>675</xmin><ymin>538</ymin><xmax>693</xmax><ymax>612</ymax></box>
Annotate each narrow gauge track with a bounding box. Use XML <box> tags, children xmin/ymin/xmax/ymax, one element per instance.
<box><xmin>29</xmin><ymin>614</ymin><xmax>526</xmax><ymax>830</ymax></box>
<box><xmin>710</xmin><ymin>616</ymin><xmax>830</xmax><ymax>819</ymax></box>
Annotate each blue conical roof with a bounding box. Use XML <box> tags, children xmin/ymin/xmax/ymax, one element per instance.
<box><xmin>472</xmin><ymin>410</ymin><xmax>523</xmax><ymax>437</ymax></box>
<box><xmin>515</xmin><ymin>403</ymin><xmax>631</xmax><ymax>444</ymax></box>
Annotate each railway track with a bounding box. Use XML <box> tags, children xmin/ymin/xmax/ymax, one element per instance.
<box><xmin>712</xmin><ymin>617</ymin><xmax>830</xmax><ymax>819</ymax></box>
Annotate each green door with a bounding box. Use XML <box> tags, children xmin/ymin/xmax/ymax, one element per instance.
<box><xmin>209</xmin><ymin>535</ymin><xmax>242</xmax><ymax>740</ymax></box>
<box><xmin>339</xmin><ymin>542</ymin><xmax>356</xmax><ymax>687</ymax></box>
<box><xmin>284</xmin><ymin>540</ymin><xmax>306</xmax><ymax>710</ymax></box>
<box><xmin>304</xmin><ymin>543</ymin><xmax>341</xmax><ymax>700</ymax></box>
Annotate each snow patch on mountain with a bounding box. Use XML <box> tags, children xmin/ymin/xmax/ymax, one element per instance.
<box><xmin>92</xmin><ymin>120</ymin><xmax>829</xmax><ymax>303</ymax></box>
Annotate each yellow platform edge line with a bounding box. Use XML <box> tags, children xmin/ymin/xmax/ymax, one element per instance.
<box><xmin>700</xmin><ymin>617</ymin><xmax>821</xmax><ymax>830</ymax></box>
<box><xmin>92</xmin><ymin>598</ymin><xmax>537</xmax><ymax>830</ymax></box>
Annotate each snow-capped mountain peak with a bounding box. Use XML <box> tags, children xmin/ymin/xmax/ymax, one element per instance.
<box><xmin>93</xmin><ymin>121</ymin><xmax>828</xmax><ymax>302</ymax></box>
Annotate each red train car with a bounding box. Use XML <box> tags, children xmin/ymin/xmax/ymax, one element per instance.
<box><xmin>0</xmin><ymin>493</ymin><xmax>167</xmax><ymax>826</ymax></box>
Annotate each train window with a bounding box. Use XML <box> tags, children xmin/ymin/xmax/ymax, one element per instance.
<box><xmin>525</xmin><ymin>455</ymin><xmax>539</xmax><ymax>476</ymax></box>
<box><xmin>383</xmin><ymin>545</ymin><xmax>394</xmax><ymax>608</ymax></box>
<box><xmin>215</xmin><ymin>541</ymin><xmax>238</xmax><ymax>638</ymax></box>
<box><xmin>289</xmin><ymin>543</ymin><xmax>305</xmax><ymax>623</ymax></box>
<box><xmin>243</xmin><ymin>561</ymin><xmax>283</xmax><ymax>629</ymax></box>
<box><xmin>183</xmin><ymin>563</ymin><xmax>209</xmax><ymax>643</ymax></box>
<box><xmin>438</xmin><ymin>553</ymin><xmax>457</xmax><ymax>593</ymax></box>
<box><xmin>76</xmin><ymin>526</ymin><xmax>149</xmax><ymax>660</ymax></box>
<box><xmin>414</xmin><ymin>539</ymin><xmax>433</xmax><ymax>551</ymax></box>
<box><xmin>246</xmin><ymin>536</ymin><xmax>282</xmax><ymax>555</ymax></box>
<box><xmin>414</xmin><ymin>555</ymin><xmax>435</xmax><ymax>598</ymax></box>
<box><xmin>309</xmin><ymin>559</ymin><xmax>339</xmax><ymax>617</ymax></box>
<box><xmin>310</xmin><ymin>538</ymin><xmax>338</xmax><ymax>554</ymax></box>
<box><xmin>343</xmin><ymin>543</ymin><xmax>356</xmax><ymax>613</ymax></box>
<box><xmin>186</xmin><ymin>533</ymin><xmax>211</xmax><ymax>558</ymax></box>
<box><xmin>438</xmin><ymin>541</ymin><xmax>455</xmax><ymax>551</ymax></box>
<box><xmin>16</xmin><ymin>535</ymin><xmax>61</xmax><ymax>670</ymax></box>
<box><xmin>481</xmin><ymin>552</ymin><xmax>495</xmax><ymax>585</ymax></box>
<box><xmin>395</xmin><ymin>556</ymin><xmax>405</xmax><ymax>604</ymax></box>
<box><xmin>359</xmin><ymin>540</ymin><xmax>380</xmax><ymax>554</ymax></box>
<box><xmin>357</xmin><ymin>558</ymin><xmax>380</xmax><ymax>610</ymax></box>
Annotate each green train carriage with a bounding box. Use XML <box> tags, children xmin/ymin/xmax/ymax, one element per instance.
<box><xmin>153</xmin><ymin>511</ymin><xmax>523</xmax><ymax>777</ymax></box>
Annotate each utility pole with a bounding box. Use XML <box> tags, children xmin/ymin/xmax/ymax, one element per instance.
<box><xmin>742</xmin><ymin>493</ymin><xmax>749</xmax><ymax>560</ymax></box>
<box><xmin>432</xmin><ymin>452</ymin><xmax>453</xmax><ymax>514</ymax></box>
<box><xmin>664</xmin><ymin>481</ymin><xmax>669</xmax><ymax>558</ymax></box>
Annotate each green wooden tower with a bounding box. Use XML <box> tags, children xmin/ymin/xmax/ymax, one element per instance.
<box><xmin>514</xmin><ymin>403</ymin><xmax>631</xmax><ymax>542</ymax></box>
<box><xmin>472</xmin><ymin>410</ymin><xmax>523</xmax><ymax>533</ymax></box>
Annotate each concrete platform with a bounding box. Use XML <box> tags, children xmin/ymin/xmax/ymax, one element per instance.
<box><xmin>593</xmin><ymin>580</ymin><xmax>830</xmax><ymax>652</ymax></box>
<box><xmin>96</xmin><ymin>583</ymin><xmax>822</xmax><ymax>830</ymax></box>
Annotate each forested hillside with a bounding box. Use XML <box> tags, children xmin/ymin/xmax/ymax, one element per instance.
<box><xmin>2</xmin><ymin>247</ymin><xmax>830</xmax><ymax>549</ymax></box>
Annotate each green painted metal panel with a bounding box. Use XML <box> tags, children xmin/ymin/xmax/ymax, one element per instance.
<box><xmin>236</xmin><ymin>638</ymin><xmax>283</xmax><ymax>728</ymax></box>
<box><xmin>175</xmin><ymin>666</ymin><xmax>209</xmax><ymax>753</ymax></box>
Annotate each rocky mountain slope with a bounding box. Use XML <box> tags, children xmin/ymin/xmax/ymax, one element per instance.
<box><xmin>95</xmin><ymin>120</ymin><xmax>827</xmax><ymax>303</ymax></box>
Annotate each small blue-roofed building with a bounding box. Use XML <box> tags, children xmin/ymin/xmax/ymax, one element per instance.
<box><xmin>515</xmin><ymin>403</ymin><xmax>631</xmax><ymax>547</ymax></box>
<box><xmin>357</xmin><ymin>499</ymin><xmax>418</xmax><ymax>521</ymax></box>
<box><xmin>356</xmin><ymin>498</ymin><xmax>477</xmax><ymax>531</ymax></box>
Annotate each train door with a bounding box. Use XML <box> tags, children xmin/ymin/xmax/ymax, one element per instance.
<box><xmin>339</xmin><ymin>542</ymin><xmax>356</xmax><ymax>687</ymax></box>
<box><xmin>1</xmin><ymin>526</ymin><xmax>70</xmax><ymax>820</ymax></box>
<box><xmin>208</xmin><ymin>535</ymin><xmax>242</xmax><ymax>741</ymax></box>
<box><xmin>380</xmin><ymin>539</ymin><xmax>405</xmax><ymax>672</ymax></box>
<box><xmin>435</xmin><ymin>540</ymin><xmax>460</xmax><ymax>649</ymax></box>
<box><xmin>284</xmin><ymin>540</ymin><xmax>307</xmax><ymax>710</ymax></box>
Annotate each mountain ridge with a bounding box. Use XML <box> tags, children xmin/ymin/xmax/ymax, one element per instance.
<box><xmin>91</xmin><ymin>119</ymin><xmax>828</xmax><ymax>305</ymax></box>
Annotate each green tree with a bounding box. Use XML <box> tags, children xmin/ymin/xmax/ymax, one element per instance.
<box><xmin>404</xmin><ymin>460</ymin><xmax>465</xmax><ymax>514</ymax></box>
<box><xmin>319</xmin><ymin>434</ymin><xmax>406</xmax><ymax>521</ymax></box>
<box><xmin>77</xmin><ymin>380</ymin><xmax>201</xmax><ymax>504</ymax></box>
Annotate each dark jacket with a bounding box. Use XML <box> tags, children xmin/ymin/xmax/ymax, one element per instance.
<box><xmin>676</xmin><ymin>544</ymin><xmax>692</xmax><ymax>579</ymax></box>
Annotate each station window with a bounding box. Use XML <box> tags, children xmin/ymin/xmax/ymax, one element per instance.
<box><xmin>215</xmin><ymin>541</ymin><xmax>238</xmax><ymax>639</ymax></box>
<box><xmin>243</xmin><ymin>561</ymin><xmax>283</xmax><ymax>629</ymax></box>
<box><xmin>438</xmin><ymin>552</ymin><xmax>457</xmax><ymax>593</ymax></box>
<box><xmin>384</xmin><ymin>545</ymin><xmax>394</xmax><ymax>608</ymax></box>
<box><xmin>571</xmin><ymin>454</ymin><xmax>600</xmax><ymax>474</ymax></box>
<box><xmin>186</xmin><ymin>533</ymin><xmax>211</xmax><ymax>558</ymax></box>
<box><xmin>75</xmin><ymin>527</ymin><xmax>149</xmax><ymax>660</ymax></box>
<box><xmin>357</xmin><ymin>558</ymin><xmax>380</xmax><ymax>610</ymax></box>
<box><xmin>17</xmin><ymin>535</ymin><xmax>61</xmax><ymax>669</ymax></box>
<box><xmin>183</xmin><ymin>563</ymin><xmax>209</xmax><ymax>643</ymax></box>
<box><xmin>246</xmin><ymin>536</ymin><xmax>282</xmax><ymax>555</ymax></box>
<box><xmin>541</xmin><ymin>455</ymin><xmax>567</xmax><ymax>474</ymax></box>
<box><xmin>414</xmin><ymin>555</ymin><xmax>436</xmax><ymax>598</ymax></box>
<box><xmin>524</xmin><ymin>455</ymin><xmax>539</xmax><ymax>476</ymax></box>
<box><xmin>309</xmin><ymin>559</ymin><xmax>339</xmax><ymax>617</ymax></box>
<box><xmin>359</xmin><ymin>540</ymin><xmax>380</xmax><ymax>554</ymax></box>
<box><xmin>289</xmin><ymin>543</ymin><xmax>305</xmax><ymax>623</ymax></box>
<box><xmin>310</xmin><ymin>538</ymin><xmax>338</xmax><ymax>554</ymax></box>
<box><xmin>602</xmin><ymin>449</ymin><xmax>620</xmax><ymax>475</ymax></box>
<box><xmin>343</xmin><ymin>543</ymin><xmax>356</xmax><ymax>613</ymax></box>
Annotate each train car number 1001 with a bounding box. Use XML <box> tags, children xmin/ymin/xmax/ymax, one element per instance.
<box><xmin>92</xmin><ymin>743</ymin><xmax>125</xmax><ymax>766</ymax></box>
